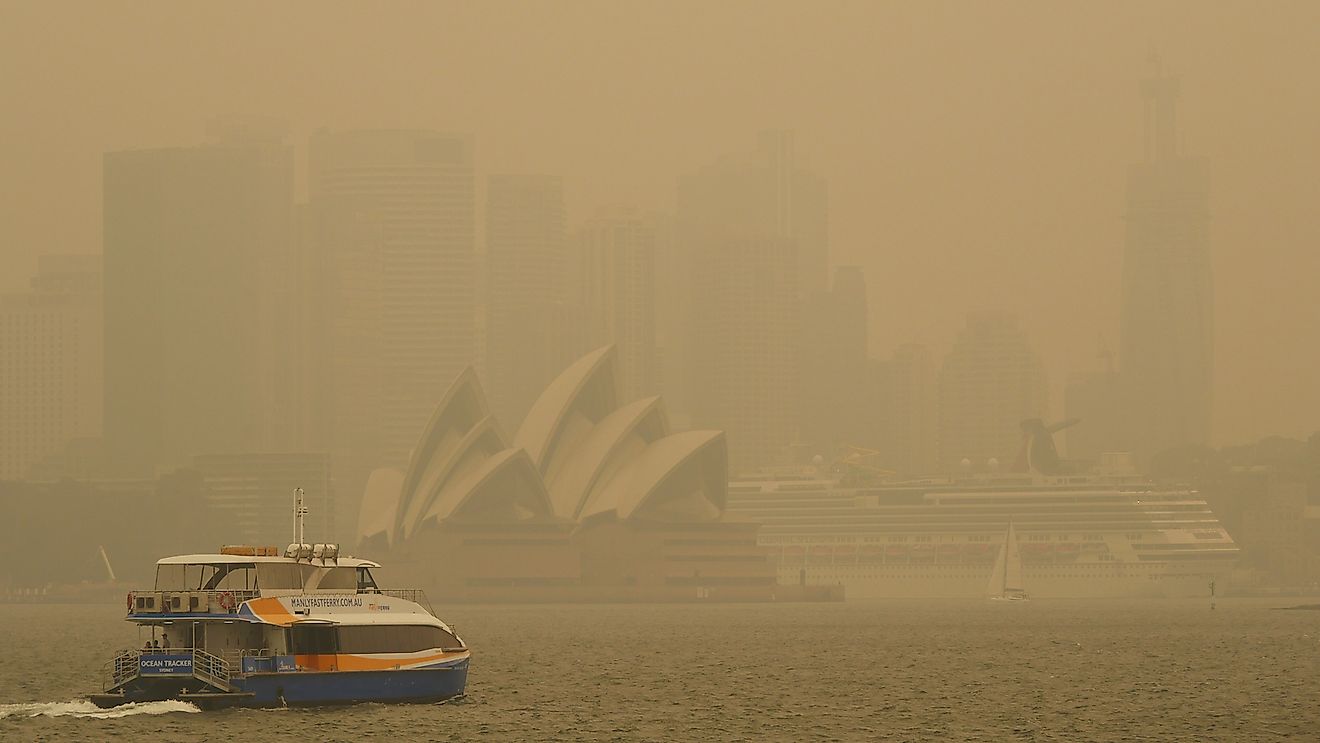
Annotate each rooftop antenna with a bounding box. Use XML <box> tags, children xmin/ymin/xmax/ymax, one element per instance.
<box><xmin>294</xmin><ymin>487</ymin><xmax>307</xmax><ymax>548</ymax></box>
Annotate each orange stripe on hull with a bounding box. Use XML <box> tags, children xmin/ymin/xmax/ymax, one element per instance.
<box><xmin>292</xmin><ymin>650</ymin><xmax>469</xmax><ymax>672</ymax></box>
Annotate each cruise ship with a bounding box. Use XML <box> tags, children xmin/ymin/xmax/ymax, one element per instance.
<box><xmin>726</xmin><ymin>424</ymin><xmax>1239</xmax><ymax>599</ymax></box>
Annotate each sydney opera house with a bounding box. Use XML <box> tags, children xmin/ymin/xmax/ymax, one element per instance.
<box><xmin>357</xmin><ymin>347</ymin><xmax>830</xmax><ymax>602</ymax></box>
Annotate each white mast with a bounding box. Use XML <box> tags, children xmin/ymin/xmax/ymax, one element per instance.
<box><xmin>294</xmin><ymin>487</ymin><xmax>307</xmax><ymax>547</ymax></box>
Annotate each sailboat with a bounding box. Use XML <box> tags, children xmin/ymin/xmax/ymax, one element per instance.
<box><xmin>987</xmin><ymin>522</ymin><xmax>1028</xmax><ymax>601</ymax></box>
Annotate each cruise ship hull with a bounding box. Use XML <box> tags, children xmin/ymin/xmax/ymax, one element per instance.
<box><xmin>787</xmin><ymin>563</ymin><xmax>1229</xmax><ymax>600</ymax></box>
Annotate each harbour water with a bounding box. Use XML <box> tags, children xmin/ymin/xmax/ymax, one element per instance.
<box><xmin>1</xmin><ymin>599</ymin><xmax>1316</xmax><ymax>741</ymax></box>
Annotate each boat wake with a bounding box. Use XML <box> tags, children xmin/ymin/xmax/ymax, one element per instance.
<box><xmin>0</xmin><ymin>699</ymin><xmax>201</xmax><ymax>720</ymax></box>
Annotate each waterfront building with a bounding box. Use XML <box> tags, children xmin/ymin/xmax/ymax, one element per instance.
<box><xmin>678</xmin><ymin>131</ymin><xmax>825</xmax><ymax>471</ymax></box>
<box><xmin>578</xmin><ymin>206</ymin><xmax>658</xmax><ymax>403</ymax></box>
<box><xmin>0</xmin><ymin>255</ymin><xmax>102</xmax><ymax>480</ymax></box>
<box><xmin>306</xmin><ymin>129</ymin><xmax>476</xmax><ymax>523</ymax></box>
<box><xmin>870</xmin><ymin>343</ymin><xmax>939</xmax><ymax>477</ymax></box>
<box><xmin>484</xmin><ymin>174</ymin><xmax>568</xmax><ymax>425</ymax></box>
<box><xmin>938</xmin><ymin>312</ymin><xmax>1049</xmax><ymax>470</ymax></box>
<box><xmin>800</xmin><ymin>266</ymin><xmax>869</xmax><ymax>455</ymax></box>
<box><xmin>1119</xmin><ymin>68</ymin><xmax>1213</xmax><ymax>460</ymax></box>
<box><xmin>103</xmin><ymin>125</ymin><xmax>296</xmax><ymax>475</ymax></box>
<box><xmin>192</xmin><ymin>452</ymin><xmax>335</xmax><ymax>548</ymax></box>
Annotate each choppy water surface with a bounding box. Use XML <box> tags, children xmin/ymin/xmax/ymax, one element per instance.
<box><xmin>1</xmin><ymin>599</ymin><xmax>1316</xmax><ymax>741</ymax></box>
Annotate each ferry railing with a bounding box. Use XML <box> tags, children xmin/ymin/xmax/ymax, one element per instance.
<box><xmin>192</xmin><ymin>649</ymin><xmax>231</xmax><ymax>691</ymax></box>
<box><xmin>127</xmin><ymin>589</ymin><xmax>261</xmax><ymax>615</ymax></box>
<box><xmin>374</xmin><ymin>588</ymin><xmax>437</xmax><ymax>616</ymax></box>
<box><xmin>103</xmin><ymin>649</ymin><xmax>141</xmax><ymax>691</ymax></box>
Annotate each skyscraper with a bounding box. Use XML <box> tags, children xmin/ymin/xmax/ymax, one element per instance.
<box><xmin>306</xmin><ymin>129</ymin><xmax>476</xmax><ymax>523</ymax></box>
<box><xmin>650</xmin><ymin>212</ymin><xmax>693</xmax><ymax>425</ymax></box>
<box><xmin>870</xmin><ymin>343</ymin><xmax>939</xmax><ymax>477</ymax></box>
<box><xmin>1064</xmin><ymin>343</ymin><xmax>1126</xmax><ymax>463</ymax></box>
<box><xmin>1119</xmin><ymin>67</ymin><xmax>1213</xmax><ymax>460</ymax></box>
<box><xmin>484</xmin><ymin>174</ymin><xmax>570</xmax><ymax>425</ymax></box>
<box><xmin>800</xmin><ymin>265</ymin><xmax>869</xmax><ymax>454</ymax></box>
<box><xmin>938</xmin><ymin>312</ymin><xmax>1049</xmax><ymax>470</ymax></box>
<box><xmin>579</xmin><ymin>206</ymin><xmax>658</xmax><ymax>403</ymax></box>
<box><xmin>0</xmin><ymin>255</ymin><xmax>102</xmax><ymax>480</ymax></box>
<box><xmin>103</xmin><ymin>125</ymin><xmax>295</xmax><ymax>475</ymax></box>
<box><xmin>679</xmin><ymin>131</ymin><xmax>826</xmax><ymax>472</ymax></box>
<box><xmin>688</xmin><ymin>234</ymin><xmax>799</xmax><ymax>473</ymax></box>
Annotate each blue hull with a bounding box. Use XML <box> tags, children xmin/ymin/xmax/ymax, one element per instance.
<box><xmin>93</xmin><ymin>659</ymin><xmax>468</xmax><ymax>710</ymax></box>
<box><xmin>232</xmin><ymin>660</ymin><xmax>469</xmax><ymax>707</ymax></box>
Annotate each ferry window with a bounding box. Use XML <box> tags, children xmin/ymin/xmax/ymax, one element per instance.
<box><xmin>357</xmin><ymin>568</ymin><xmax>379</xmax><ymax>591</ymax></box>
<box><xmin>318</xmin><ymin>567</ymin><xmax>358</xmax><ymax>591</ymax></box>
<box><xmin>205</xmin><ymin>564</ymin><xmax>257</xmax><ymax>590</ymax></box>
<box><xmin>155</xmin><ymin>565</ymin><xmax>186</xmax><ymax>590</ymax></box>
<box><xmin>337</xmin><ymin>625</ymin><xmax>461</xmax><ymax>654</ymax></box>
<box><xmin>256</xmin><ymin>563</ymin><xmax>305</xmax><ymax>590</ymax></box>
<box><xmin>290</xmin><ymin>625</ymin><xmax>338</xmax><ymax>655</ymax></box>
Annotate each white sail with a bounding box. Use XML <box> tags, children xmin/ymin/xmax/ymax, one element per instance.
<box><xmin>987</xmin><ymin>522</ymin><xmax>1027</xmax><ymax>600</ymax></box>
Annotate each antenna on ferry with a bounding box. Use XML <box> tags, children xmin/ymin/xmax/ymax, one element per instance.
<box><xmin>294</xmin><ymin>487</ymin><xmax>308</xmax><ymax>548</ymax></box>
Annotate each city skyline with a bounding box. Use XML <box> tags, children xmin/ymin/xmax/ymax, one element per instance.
<box><xmin>3</xmin><ymin>2</ymin><xmax>1317</xmax><ymax>444</ymax></box>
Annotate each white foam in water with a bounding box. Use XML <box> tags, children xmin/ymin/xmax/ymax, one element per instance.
<box><xmin>0</xmin><ymin>699</ymin><xmax>201</xmax><ymax>720</ymax></box>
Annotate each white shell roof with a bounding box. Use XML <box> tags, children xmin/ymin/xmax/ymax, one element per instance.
<box><xmin>395</xmin><ymin>368</ymin><xmax>493</xmax><ymax>536</ymax></box>
<box><xmin>514</xmin><ymin>345</ymin><xmax>616</xmax><ymax>474</ymax></box>
<box><xmin>362</xmin><ymin>345</ymin><xmax>731</xmax><ymax>542</ymax></box>
<box><xmin>358</xmin><ymin>467</ymin><xmax>404</xmax><ymax>545</ymax></box>
<box><xmin>546</xmin><ymin>395</ymin><xmax>667</xmax><ymax>520</ymax></box>
<box><xmin>402</xmin><ymin>416</ymin><xmax>507</xmax><ymax>539</ymax></box>
<box><xmin>419</xmin><ymin>447</ymin><xmax>553</xmax><ymax>525</ymax></box>
<box><xmin>582</xmin><ymin>429</ymin><xmax>727</xmax><ymax>521</ymax></box>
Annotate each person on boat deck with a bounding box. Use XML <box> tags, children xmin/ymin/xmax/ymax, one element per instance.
<box><xmin>143</xmin><ymin>640</ymin><xmax>152</xmax><ymax>651</ymax></box>
<box><xmin>152</xmin><ymin>640</ymin><xmax>160</xmax><ymax>649</ymax></box>
<box><xmin>161</xmin><ymin>633</ymin><xmax>170</xmax><ymax>649</ymax></box>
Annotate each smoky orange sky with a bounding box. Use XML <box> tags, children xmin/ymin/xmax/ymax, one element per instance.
<box><xmin>2</xmin><ymin>0</ymin><xmax>1316</xmax><ymax>446</ymax></box>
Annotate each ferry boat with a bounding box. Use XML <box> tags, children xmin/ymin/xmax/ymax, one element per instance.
<box><xmin>89</xmin><ymin>491</ymin><xmax>469</xmax><ymax>710</ymax></box>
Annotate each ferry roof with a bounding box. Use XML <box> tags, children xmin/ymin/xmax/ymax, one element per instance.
<box><xmin>156</xmin><ymin>554</ymin><xmax>381</xmax><ymax>568</ymax></box>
